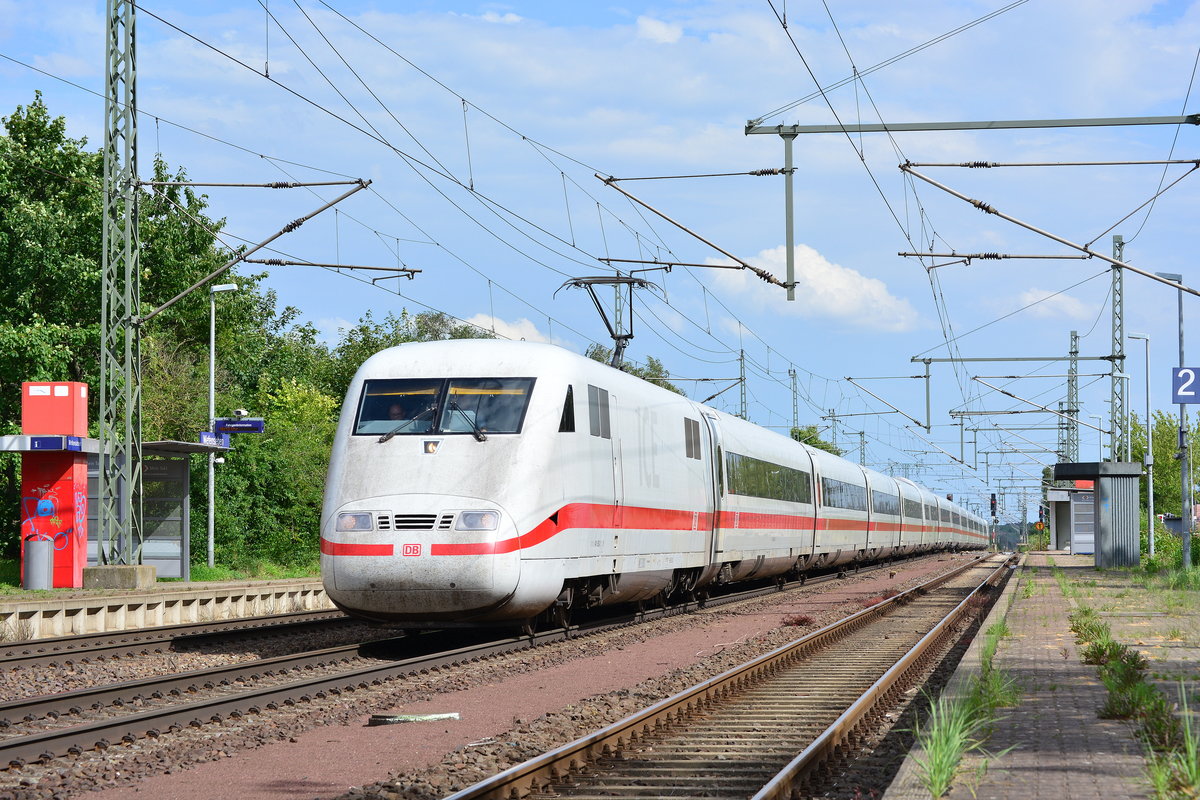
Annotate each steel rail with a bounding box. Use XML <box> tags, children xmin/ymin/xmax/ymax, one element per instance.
<box><xmin>0</xmin><ymin>632</ymin><xmax>538</xmax><ymax>768</ymax></box>
<box><xmin>0</xmin><ymin>610</ymin><xmax>349</xmax><ymax>669</ymax></box>
<box><xmin>0</xmin><ymin>559</ymin><xmax>893</xmax><ymax>731</ymax></box>
<box><xmin>754</xmin><ymin>558</ymin><xmax>1008</xmax><ymax>798</ymax></box>
<box><xmin>0</xmin><ymin>638</ymin><xmax>372</xmax><ymax>726</ymax></box>
<box><xmin>441</xmin><ymin>554</ymin><xmax>998</xmax><ymax>800</ymax></box>
<box><xmin>0</xmin><ymin>552</ymin><xmax>958</xmax><ymax>769</ymax></box>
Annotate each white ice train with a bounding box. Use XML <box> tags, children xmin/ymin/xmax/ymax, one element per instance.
<box><xmin>320</xmin><ymin>340</ymin><xmax>988</xmax><ymax>626</ymax></box>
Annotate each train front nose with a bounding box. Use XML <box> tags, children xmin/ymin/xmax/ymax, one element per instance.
<box><xmin>320</xmin><ymin>494</ymin><xmax>521</xmax><ymax>622</ymax></box>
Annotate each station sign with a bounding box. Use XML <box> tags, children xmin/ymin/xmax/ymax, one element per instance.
<box><xmin>214</xmin><ymin>417</ymin><xmax>265</xmax><ymax>434</ymax></box>
<box><xmin>199</xmin><ymin>431</ymin><xmax>232</xmax><ymax>447</ymax></box>
<box><xmin>1172</xmin><ymin>367</ymin><xmax>1200</xmax><ymax>404</ymax></box>
<box><xmin>29</xmin><ymin>435</ymin><xmax>83</xmax><ymax>451</ymax></box>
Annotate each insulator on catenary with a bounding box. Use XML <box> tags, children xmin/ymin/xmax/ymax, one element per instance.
<box><xmin>967</xmin><ymin>161</ymin><xmax>995</xmax><ymax>168</ymax></box>
<box><xmin>980</xmin><ymin>252</ymin><xmax>1001</xmax><ymax>260</ymax></box>
<box><xmin>265</xmin><ymin>181</ymin><xmax>299</xmax><ymax>188</ymax></box>
<box><xmin>749</xmin><ymin>168</ymin><xmax>783</xmax><ymax>176</ymax></box>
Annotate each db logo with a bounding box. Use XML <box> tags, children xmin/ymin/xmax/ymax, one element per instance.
<box><xmin>402</xmin><ymin>543</ymin><xmax>422</xmax><ymax>557</ymax></box>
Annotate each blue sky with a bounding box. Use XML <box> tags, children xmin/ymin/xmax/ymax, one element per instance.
<box><xmin>2</xmin><ymin>0</ymin><xmax>1199</xmax><ymax>519</ymax></box>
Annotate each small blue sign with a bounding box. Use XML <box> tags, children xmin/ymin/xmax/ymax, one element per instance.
<box><xmin>1172</xmin><ymin>367</ymin><xmax>1200</xmax><ymax>404</ymax></box>
<box><xmin>65</xmin><ymin>436</ymin><xmax>81</xmax><ymax>451</ymax></box>
<box><xmin>214</xmin><ymin>418</ymin><xmax>266</xmax><ymax>434</ymax></box>
<box><xmin>200</xmin><ymin>431</ymin><xmax>234</xmax><ymax>447</ymax></box>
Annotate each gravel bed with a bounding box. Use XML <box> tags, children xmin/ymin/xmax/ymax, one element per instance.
<box><xmin>337</xmin><ymin>556</ymin><xmax>992</xmax><ymax>800</ymax></box>
<box><xmin>0</xmin><ymin>553</ymin><xmax>979</xmax><ymax>800</ymax></box>
<box><xmin>0</xmin><ymin>622</ymin><xmax>395</xmax><ymax>702</ymax></box>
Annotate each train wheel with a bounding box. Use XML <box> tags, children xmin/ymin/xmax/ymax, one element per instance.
<box><xmin>549</xmin><ymin>602</ymin><xmax>572</xmax><ymax>632</ymax></box>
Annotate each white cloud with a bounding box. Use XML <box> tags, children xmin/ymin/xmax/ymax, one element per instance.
<box><xmin>463</xmin><ymin>314</ymin><xmax>552</xmax><ymax>343</ymax></box>
<box><xmin>636</xmin><ymin>16</ymin><xmax>683</xmax><ymax>44</ymax></box>
<box><xmin>1015</xmin><ymin>288</ymin><xmax>1096</xmax><ymax>321</ymax></box>
<box><xmin>711</xmin><ymin>245</ymin><xmax>921</xmax><ymax>332</ymax></box>
<box><xmin>481</xmin><ymin>12</ymin><xmax>523</xmax><ymax>24</ymax></box>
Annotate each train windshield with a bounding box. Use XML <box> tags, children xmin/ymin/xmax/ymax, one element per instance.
<box><xmin>354</xmin><ymin>377</ymin><xmax>535</xmax><ymax>436</ymax></box>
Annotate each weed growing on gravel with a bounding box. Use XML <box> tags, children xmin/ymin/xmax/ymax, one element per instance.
<box><xmin>1051</xmin><ymin>566</ymin><xmax>1075</xmax><ymax>599</ymax></box>
<box><xmin>1081</xmin><ymin>636</ymin><xmax>1126</xmax><ymax>666</ymax></box>
<box><xmin>1069</xmin><ymin>607</ymin><xmax>1107</xmax><ymax>644</ymax></box>
<box><xmin>780</xmin><ymin>613</ymin><xmax>815</xmax><ymax>627</ymax></box>
<box><xmin>1068</xmin><ymin>601</ymin><xmax>1200</xmax><ymax>798</ymax></box>
<box><xmin>912</xmin><ymin>692</ymin><xmax>989</xmax><ymax>797</ymax></box>
<box><xmin>1146</xmin><ymin>685</ymin><xmax>1200</xmax><ymax>799</ymax></box>
<box><xmin>911</xmin><ymin>617</ymin><xmax>1018</xmax><ymax>797</ymax></box>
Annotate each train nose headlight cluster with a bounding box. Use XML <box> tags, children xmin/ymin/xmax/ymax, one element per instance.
<box><xmin>336</xmin><ymin>512</ymin><xmax>374</xmax><ymax>531</ymax></box>
<box><xmin>455</xmin><ymin>510</ymin><xmax>500</xmax><ymax>531</ymax></box>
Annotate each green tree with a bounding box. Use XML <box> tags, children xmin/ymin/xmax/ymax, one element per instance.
<box><xmin>322</xmin><ymin>310</ymin><xmax>488</xmax><ymax>400</ymax></box>
<box><xmin>0</xmin><ymin>94</ymin><xmax>319</xmax><ymax>565</ymax></box>
<box><xmin>790</xmin><ymin>425</ymin><xmax>843</xmax><ymax>456</ymax></box>
<box><xmin>584</xmin><ymin>343</ymin><xmax>684</xmax><ymax>395</ymax></box>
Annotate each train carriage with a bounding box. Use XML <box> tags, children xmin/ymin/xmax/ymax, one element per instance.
<box><xmin>321</xmin><ymin>340</ymin><xmax>986</xmax><ymax>626</ymax></box>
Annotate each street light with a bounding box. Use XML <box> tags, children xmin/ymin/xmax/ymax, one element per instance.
<box><xmin>208</xmin><ymin>283</ymin><xmax>239</xmax><ymax>569</ymax></box>
<box><xmin>1156</xmin><ymin>271</ymin><xmax>1189</xmax><ymax>569</ymax></box>
<box><xmin>1089</xmin><ymin>414</ymin><xmax>1104</xmax><ymax>461</ymax></box>
<box><xmin>1130</xmin><ymin>333</ymin><xmax>1154</xmax><ymax>556</ymax></box>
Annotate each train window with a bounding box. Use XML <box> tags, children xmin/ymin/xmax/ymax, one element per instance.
<box><xmin>587</xmin><ymin>385</ymin><xmax>611</xmax><ymax>439</ymax></box>
<box><xmin>354</xmin><ymin>379</ymin><xmax>441</xmax><ymax>435</ymax></box>
<box><xmin>726</xmin><ymin>452</ymin><xmax>812</xmax><ymax>503</ymax></box>
<box><xmin>354</xmin><ymin>377</ymin><xmax>535</xmax><ymax>436</ymax></box>
<box><xmin>559</xmin><ymin>386</ymin><xmax>575</xmax><ymax>432</ymax></box>
<box><xmin>820</xmin><ymin>477</ymin><xmax>867</xmax><ymax>511</ymax></box>
<box><xmin>871</xmin><ymin>489</ymin><xmax>900</xmax><ymax>516</ymax></box>
<box><xmin>902</xmin><ymin>498</ymin><xmax>923</xmax><ymax>520</ymax></box>
<box><xmin>684</xmin><ymin>418</ymin><xmax>701</xmax><ymax>459</ymax></box>
<box><xmin>439</xmin><ymin>378</ymin><xmax>535</xmax><ymax>434</ymax></box>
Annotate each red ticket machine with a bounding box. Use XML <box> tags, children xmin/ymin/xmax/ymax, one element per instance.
<box><xmin>20</xmin><ymin>382</ymin><xmax>89</xmax><ymax>588</ymax></box>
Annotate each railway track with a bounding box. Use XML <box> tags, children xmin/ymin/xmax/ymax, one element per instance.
<box><xmin>0</xmin><ymin>609</ymin><xmax>350</xmax><ymax>669</ymax></box>
<box><xmin>0</xmin><ymin>552</ymin><xmax>965</xmax><ymax>771</ymax></box>
<box><xmin>444</xmin><ymin>554</ymin><xmax>1009</xmax><ymax>800</ymax></box>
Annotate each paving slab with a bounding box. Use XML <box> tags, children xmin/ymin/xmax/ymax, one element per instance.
<box><xmin>886</xmin><ymin>552</ymin><xmax>1151</xmax><ymax>800</ymax></box>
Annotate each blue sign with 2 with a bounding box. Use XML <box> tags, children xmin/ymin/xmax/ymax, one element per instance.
<box><xmin>1172</xmin><ymin>367</ymin><xmax>1200</xmax><ymax>404</ymax></box>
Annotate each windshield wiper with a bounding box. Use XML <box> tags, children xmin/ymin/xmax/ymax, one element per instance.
<box><xmin>377</xmin><ymin>407</ymin><xmax>434</xmax><ymax>443</ymax></box>
<box><xmin>450</xmin><ymin>400</ymin><xmax>488</xmax><ymax>442</ymax></box>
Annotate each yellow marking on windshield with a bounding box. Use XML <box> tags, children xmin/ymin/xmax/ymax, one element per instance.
<box><xmin>366</xmin><ymin>389</ymin><xmax>437</xmax><ymax>396</ymax></box>
<box><xmin>449</xmin><ymin>387</ymin><xmax>526</xmax><ymax>396</ymax></box>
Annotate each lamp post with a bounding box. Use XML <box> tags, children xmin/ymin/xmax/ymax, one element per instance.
<box><xmin>208</xmin><ymin>283</ymin><xmax>239</xmax><ymax>569</ymax></box>
<box><xmin>1131</xmin><ymin>333</ymin><xmax>1154</xmax><ymax>556</ymax></box>
<box><xmin>1089</xmin><ymin>414</ymin><xmax>1104</xmax><ymax>461</ymax></box>
<box><xmin>1157</xmin><ymin>271</ymin><xmax>1189</xmax><ymax>569</ymax></box>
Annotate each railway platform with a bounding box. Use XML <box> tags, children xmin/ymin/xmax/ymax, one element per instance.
<box><xmin>0</xmin><ymin>577</ymin><xmax>331</xmax><ymax>641</ymax></box>
<box><xmin>886</xmin><ymin>551</ymin><xmax>1154</xmax><ymax>800</ymax></box>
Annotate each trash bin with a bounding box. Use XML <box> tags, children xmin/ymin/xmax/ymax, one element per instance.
<box><xmin>23</xmin><ymin>535</ymin><xmax>53</xmax><ymax>590</ymax></box>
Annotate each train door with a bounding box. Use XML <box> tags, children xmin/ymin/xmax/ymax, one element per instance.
<box><xmin>611</xmin><ymin>394</ymin><xmax>623</xmax><ymax>527</ymax></box>
<box><xmin>701</xmin><ymin>413</ymin><xmax>722</xmax><ymax>564</ymax></box>
<box><xmin>587</xmin><ymin>384</ymin><xmax>617</xmax><ymax>523</ymax></box>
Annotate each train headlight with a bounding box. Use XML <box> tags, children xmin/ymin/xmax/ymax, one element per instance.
<box><xmin>455</xmin><ymin>510</ymin><xmax>500</xmax><ymax>531</ymax></box>
<box><xmin>336</xmin><ymin>512</ymin><xmax>374</xmax><ymax>532</ymax></box>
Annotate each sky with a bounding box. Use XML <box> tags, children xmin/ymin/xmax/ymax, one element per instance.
<box><xmin>2</xmin><ymin>0</ymin><xmax>1199</xmax><ymax>520</ymax></box>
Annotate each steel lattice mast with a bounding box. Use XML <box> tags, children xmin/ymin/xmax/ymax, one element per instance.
<box><xmin>100</xmin><ymin>0</ymin><xmax>142</xmax><ymax>564</ymax></box>
<box><xmin>1111</xmin><ymin>236</ymin><xmax>1127</xmax><ymax>461</ymax></box>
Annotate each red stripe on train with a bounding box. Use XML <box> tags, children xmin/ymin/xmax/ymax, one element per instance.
<box><xmin>323</xmin><ymin>502</ymin><xmax>982</xmax><ymax>557</ymax></box>
<box><xmin>431</xmin><ymin>503</ymin><xmax>711</xmax><ymax>556</ymax></box>
<box><xmin>320</xmin><ymin>538</ymin><xmax>395</xmax><ymax>556</ymax></box>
